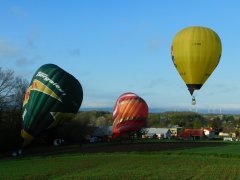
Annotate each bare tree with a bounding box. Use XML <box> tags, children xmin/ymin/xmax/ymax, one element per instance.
<box><xmin>0</xmin><ymin>67</ymin><xmax>29</xmax><ymax>152</ymax></box>
<box><xmin>0</xmin><ymin>67</ymin><xmax>29</xmax><ymax>111</ymax></box>
<box><xmin>13</xmin><ymin>77</ymin><xmax>29</xmax><ymax>110</ymax></box>
<box><xmin>0</xmin><ymin>68</ymin><xmax>15</xmax><ymax>111</ymax></box>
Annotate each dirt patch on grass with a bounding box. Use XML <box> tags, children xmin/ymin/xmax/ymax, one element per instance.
<box><xmin>79</xmin><ymin>141</ymin><xmax>226</xmax><ymax>153</ymax></box>
<box><xmin>21</xmin><ymin>141</ymin><xmax>226</xmax><ymax>156</ymax></box>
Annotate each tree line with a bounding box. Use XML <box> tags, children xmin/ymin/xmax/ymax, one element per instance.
<box><xmin>79</xmin><ymin>110</ymin><xmax>240</xmax><ymax>134</ymax></box>
<box><xmin>1</xmin><ymin>66</ymin><xmax>240</xmax><ymax>153</ymax></box>
<box><xmin>0</xmin><ymin>67</ymin><xmax>29</xmax><ymax>153</ymax></box>
<box><xmin>147</xmin><ymin>112</ymin><xmax>240</xmax><ymax>135</ymax></box>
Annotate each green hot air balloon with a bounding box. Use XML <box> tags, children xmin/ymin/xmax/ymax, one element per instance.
<box><xmin>21</xmin><ymin>64</ymin><xmax>83</xmax><ymax>145</ymax></box>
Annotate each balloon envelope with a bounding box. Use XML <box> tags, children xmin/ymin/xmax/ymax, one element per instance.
<box><xmin>171</xmin><ymin>26</ymin><xmax>222</xmax><ymax>95</ymax></box>
<box><xmin>112</xmin><ymin>92</ymin><xmax>148</xmax><ymax>139</ymax></box>
<box><xmin>21</xmin><ymin>64</ymin><xmax>83</xmax><ymax>143</ymax></box>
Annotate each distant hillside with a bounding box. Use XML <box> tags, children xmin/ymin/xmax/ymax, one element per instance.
<box><xmin>80</xmin><ymin>107</ymin><xmax>240</xmax><ymax>115</ymax></box>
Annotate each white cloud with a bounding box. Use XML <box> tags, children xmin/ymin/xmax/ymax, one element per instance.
<box><xmin>148</xmin><ymin>37</ymin><xmax>161</xmax><ymax>52</ymax></box>
<box><xmin>69</xmin><ymin>49</ymin><xmax>80</xmax><ymax>56</ymax></box>
<box><xmin>146</xmin><ymin>78</ymin><xmax>165</xmax><ymax>89</ymax></box>
<box><xmin>15</xmin><ymin>55</ymin><xmax>42</xmax><ymax>66</ymax></box>
<box><xmin>27</xmin><ymin>34</ymin><xmax>36</xmax><ymax>49</ymax></box>
<box><xmin>0</xmin><ymin>39</ymin><xmax>22</xmax><ymax>59</ymax></box>
<box><xmin>0</xmin><ymin>37</ymin><xmax>42</xmax><ymax>67</ymax></box>
<box><xmin>10</xmin><ymin>6</ymin><xmax>28</xmax><ymax>18</ymax></box>
<box><xmin>15</xmin><ymin>57</ymin><xmax>32</xmax><ymax>67</ymax></box>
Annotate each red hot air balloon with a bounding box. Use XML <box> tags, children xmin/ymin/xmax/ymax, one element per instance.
<box><xmin>112</xmin><ymin>92</ymin><xmax>148</xmax><ymax>139</ymax></box>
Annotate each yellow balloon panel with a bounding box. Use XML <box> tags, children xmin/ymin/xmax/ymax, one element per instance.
<box><xmin>171</xmin><ymin>26</ymin><xmax>222</xmax><ymax>91</ymax></box>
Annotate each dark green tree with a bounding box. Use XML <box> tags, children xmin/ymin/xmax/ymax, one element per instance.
<box><xmin>211</xmin><ymin>117</ymin><xmax>223</xmax><ymax>133</ymax></box>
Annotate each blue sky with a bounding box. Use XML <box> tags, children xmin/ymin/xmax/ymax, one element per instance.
<box><xmin>0</xmin><ymin>1</ymin><xmax>240</xmax><ymax>112</ymax></box>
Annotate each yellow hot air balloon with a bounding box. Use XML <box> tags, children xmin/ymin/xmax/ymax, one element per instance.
<box><xmin>171</xmin><ymin>26</ymin><xmax>222</xmax><ymax>104</ymax></box>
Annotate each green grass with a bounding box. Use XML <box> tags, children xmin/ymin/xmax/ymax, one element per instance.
<box><xmin>1</xmin><ymin>142</ymin><xmax>240</xmax><ymax>179</ymax></box>
<box><xmin>164</xmin><ymin>141</ymin><xmax>240</xmax><ymax>157</ymax></box>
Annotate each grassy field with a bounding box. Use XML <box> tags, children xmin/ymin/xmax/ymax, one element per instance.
<box><xmin>1</xmin><ymin>142</ymin><xmax>240</xmax><ymax>179</ymax></box>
